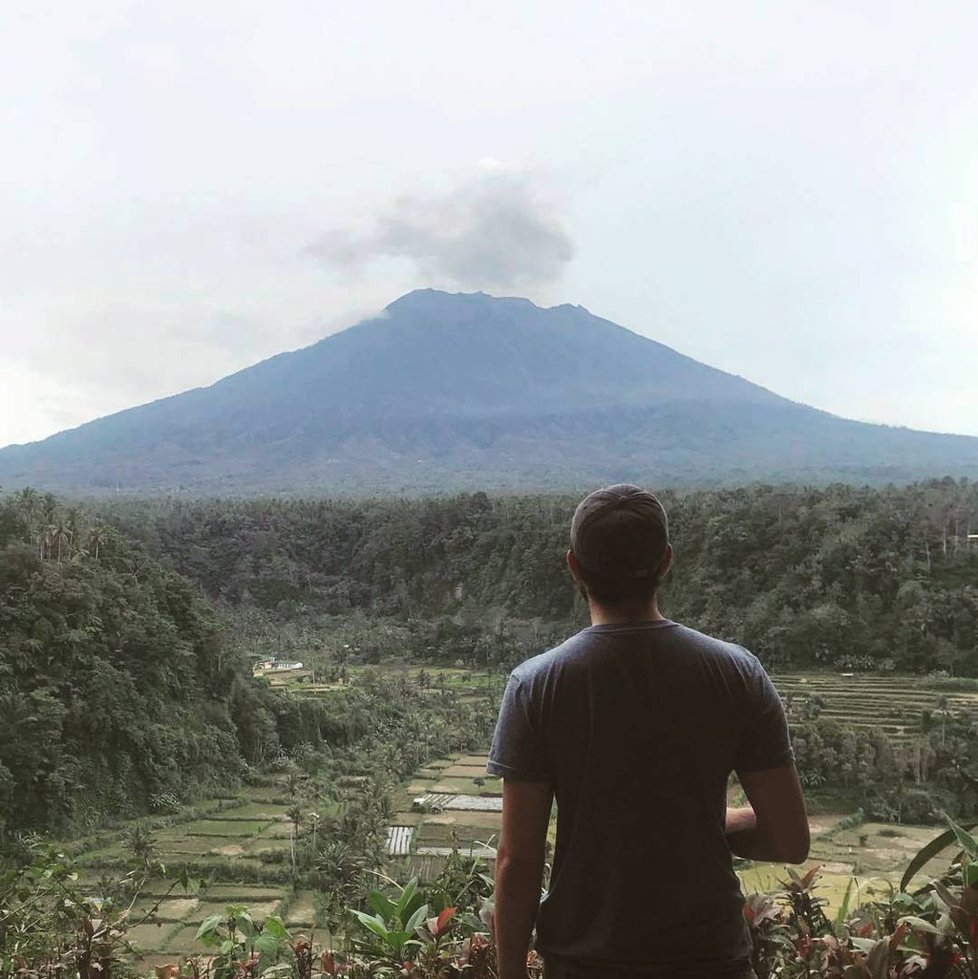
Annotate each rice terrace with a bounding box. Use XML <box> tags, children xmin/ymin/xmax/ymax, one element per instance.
<box><xmin>53</xmin><ymin>664</ymin><xmax>978</xmax><ymax>963</ymax></box>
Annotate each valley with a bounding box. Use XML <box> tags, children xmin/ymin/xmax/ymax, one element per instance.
<box><xmin>3</xmin><ymin>484</ymin><xmax>977</xmax><ymax>977</ymax></box>
<box><xmin>55</xmin><ymin>667</ymin><xmax>978</xmax><ymax>964</ymax></box>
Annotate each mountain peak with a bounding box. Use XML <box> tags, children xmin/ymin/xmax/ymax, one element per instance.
<box><xmin>384</xmin><ymin>288</ymin><xmax>540</xmax><ymax>316</ymax></box>
<box><xmin>2</xmin><ymin>289</ymin><xmax>977</xmax><ymax>494</ymax></box>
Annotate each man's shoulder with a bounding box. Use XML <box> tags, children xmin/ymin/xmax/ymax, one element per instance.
<box><xmin>669</xmin><ymin>622</ymin><xmax>759</xmax><ymax>663</ymax></box>
<box><xmin>510</xmin><ymin>621</ymin><xmax>762</xmax><ymax>685</ymax></box>
<box><xmin>508</xmin><ymin>629</ymin><xmax>594</xmax><ymax>685</ymax></box>
<box><xmin>666</xmin><ymin>623</ymin><xmax>769</xmax><ymax>685</ymax></box>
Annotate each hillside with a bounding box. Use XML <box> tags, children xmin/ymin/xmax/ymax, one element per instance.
<box><xmin>0</xmin><ymin>491</ymin><xmax>245</xmax><ymax>835</ymax></box>
<box><xmin>3</xmin><ymin>289</ymin><xmax>978</xmax><ymax>493</ymax></box>
<box><xmin>100</xmin><ymin>480</ymin><xmax>978</xmax><ymax>677</ymax></box>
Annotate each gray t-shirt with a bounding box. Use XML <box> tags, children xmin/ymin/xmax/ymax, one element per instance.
<box><xmin>487</xmin><ymin>619</ymin><xmax>793</xmax><ymax>972</ymax></box>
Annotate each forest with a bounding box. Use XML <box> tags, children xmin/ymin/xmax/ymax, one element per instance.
<box><xmin>0</xmin><ymin>489</ymin><xmax>491</xmax><ymax>838</ymax></box>
<box><xmin>2</xmin><ymin>480</ymin><xmax>977</xmax><ymax>834</ymax></box>
<box><xmin>96</xmin><ymin>479</ymin><xmax>978</xmax><ymax>674</ymax></box>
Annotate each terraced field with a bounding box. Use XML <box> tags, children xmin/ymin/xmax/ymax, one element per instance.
<box><xmin>64</xmin><ymin>669</ymin><xmax>975</xmax><ymax>964</ymax></box>
<box><xmin>70</xmin><ymin>752</ymin><xmax>501</xmax><ymax>965</ymax></box>
<box><xmin>387</xmin><ymin>753</ymin><xmax>504</xmax><ymax>880</ymax></box>
<box><xmin>126</xmin><ymin>882</ymin><xmax>302</xmax><ymax>969</ymax></box>
<box><xmin>64</xmin><ymin>665</ymin><xmax>497</xmax><ymax>965</ymax></box>
<box><xmin>740</xmin><ymin>818</ymin><xmax>952</xmax><ymax>911</ymax></box>
<box><xmin>70</xmin><ymin>783</ymin><xmax>322</xmax><ymax>966</ymax></box>
<box><xmin>772</xmin><ymin>673</ymin><xmax>978</xmax><ymax>743</ymax></box>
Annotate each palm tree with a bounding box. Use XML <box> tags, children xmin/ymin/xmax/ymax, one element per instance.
<box><xmin>287</xmin><ymin>804</ymin><xmax>303</xmax><ymax>875</ymax></box>
<box><xmin>16</xmin><ymin>487</ymin><xmax>42</xmax><ymax>556</ymax></box>
<box><xmin>89</xmin><ymin>526</ymin><xmax>108</xmax><ymax>562</ymax></box>
<box><xmin>308</xmin><ymin>811</ymin><xmax>321</xmax><ymax>855</ymax></box>
<box><xmin>42</xmin><ymin>524</ymin><xmax>56</xmax><ymax>560</ymax></box>
<box><xmin>938</xmin><ymin>694</ymin><xmax>950</xmax><ymax>745</ymax></box>
<box><xmin>49</xmin><ymin>519</ymin><xmax>73</xmax><ymax>563</ymax></box>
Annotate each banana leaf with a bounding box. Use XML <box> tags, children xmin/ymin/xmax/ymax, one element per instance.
<box><xmin>899</xmin><ymin>819</ymin><xmax>978</xmax><ymax>894</ymax></box>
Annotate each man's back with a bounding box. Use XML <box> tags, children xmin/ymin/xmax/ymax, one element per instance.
<box><xmin>487</xmin><ymin>619</ymin><xmax>793</xmax><ymax>971</ymax></box>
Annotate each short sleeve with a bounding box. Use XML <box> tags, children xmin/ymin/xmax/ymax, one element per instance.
<box><xmin>486</xmin><ymin>672</ymin><xmax>551</xmax><ymax>781</ymax></box>
<box><xmin>734</xmin><ymin>657</ymin><xmax>794</xmax><ymax>774</ymax></box>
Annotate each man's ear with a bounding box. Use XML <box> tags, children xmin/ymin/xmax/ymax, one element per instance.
<box><xmin>658</xmin><ymin>543</ymin><xmax>673</xmax><ymax>579</ymax></box>
<box><xmin>566</xmin><ymin>549</ymin><xmax>583</xmax><ymax>582</ymax></box>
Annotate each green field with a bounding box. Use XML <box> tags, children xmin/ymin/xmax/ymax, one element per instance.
<box><xmin>66</xmin><ymin>790</ymin><xmax>303</xmax><ymax>960</ymax></box>
<box><xmin>772</xmin><ymin>672</ymin><xmax>978</xmax><ymax>743</ymax></box>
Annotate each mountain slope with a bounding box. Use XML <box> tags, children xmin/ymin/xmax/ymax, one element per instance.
<box><xmin>2</xmin><ymin>289</ymin><xmax>978</xmax><ymax>493</ymax></box>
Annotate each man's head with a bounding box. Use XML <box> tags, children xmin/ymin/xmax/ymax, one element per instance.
<box><xmin>567</xmin><ymin>483</ymin><xmax>672</xmax><ymax>607</ymax></box>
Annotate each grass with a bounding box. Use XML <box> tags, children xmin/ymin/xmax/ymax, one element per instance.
<box><xmin>429</xmin><ymin>778</ymin><xmax>499</xmax><ymax>796</ymax></box>
<box><xmin>127</xmin><ymin>922</ymin><xmax>181</xmax><ymax>953</ymax></box>
<box><xmin>162</xmin><ymin>924</ymin><xmax>209</xmax><ymax>953</ymax></box>
<box><xmin>199</xmin><ymin>883</ymin><xmax>287</xmax><ymax>900</ymax></box>
<box><xmin>388</xmin><ymin>811</ymin><xmax>425</xmax><ymax>827</ymax></box>
<box><xmin>284</xmin><ymin>890</ymin><xmax>319</xmax><ymax>928</ymax></box>
<box><xmin>202</xmin><ymin>803</ymin><xmax>288</xmax><ymax>820</ymax></box>
<box><xmin>415</xmin><ymin>823</ymin><xmax>464</xmax><ymax>846</ymax></box>
<box><xmin>432</xmin><ymin>809</ymin><xmax>503</xmax><ymax>827</ymax></box>
<box><xmin>131</xmin><ymin>897</ymin><xmax>201</xmax><ymax>923</ymax></box>
<box><xmin>238</xmin><ymin>785</ymin><xmax>293</xmax><ymax>804</ymax></box>
<box><xmin>179</xmin><ymin>819</ymin><xmax>271</xmax><ymax>837</ymax></box>
<box><xmin>917</xmin><ymin>676</ymin><xmax>978</xmax><ymax>692</ymax></box>
<box><xmin>154</xmin><ymin>838</ymin><xmax>242</xmax><ymax>857</ymax></box>
<box><xmin>74</xmin><ymin>845</ymin><xmax>128</xmax><ymax>866</ymax></box>
<box><xmin>440</xmin><ymin>764</ymin><xmax>491</xmax><ymax>779</ymax></box>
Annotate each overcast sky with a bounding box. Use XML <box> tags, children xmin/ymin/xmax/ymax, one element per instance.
<box><xmin>3</xmin><ymin>0</ymin><xmax>978</xmax><ymax>448</ymax></box>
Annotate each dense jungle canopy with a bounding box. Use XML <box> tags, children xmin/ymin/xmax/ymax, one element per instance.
<box><xmin>2</xmin><ymin>479</ymin><xmax>976</xmax><ymax>838</ymax></box>
<box><xmin>97</xmin><ymin>479</ymin><xmax>978</xmax><ymax>674</ymax></box>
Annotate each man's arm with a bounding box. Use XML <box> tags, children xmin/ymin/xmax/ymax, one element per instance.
<box><xmin>726</xmin><ymin>763</ymin><xmax>810</xmax><ymax>864</ymax></box>
<box><xmin>494</xmin><ymin>778</ymin><xmax>553</xmax><ymax>979</ymax></box>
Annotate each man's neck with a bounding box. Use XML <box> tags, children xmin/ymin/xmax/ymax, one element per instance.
<box><xmin>588</xmin><ymin>599</ymin><xmax>665</xmax><ymax>626</ymax></box>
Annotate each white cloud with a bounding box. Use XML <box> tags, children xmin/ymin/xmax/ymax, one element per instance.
<box><xmin>306</xmin><ymin>166</ymin><xmax>575</xmax><ymax>292</ymax></box>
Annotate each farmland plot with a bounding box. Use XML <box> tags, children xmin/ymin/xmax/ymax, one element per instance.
<box><xmin>772</xmin><ymin>673</ymin><xmax>978</xmax><ymax>743</ymax></box>
<box><xmin>66</xmin><ymin>791</ymin><xmax>299</xmax><ymax>959</ymax></box>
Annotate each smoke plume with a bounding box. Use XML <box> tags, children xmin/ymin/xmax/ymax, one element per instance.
<box><xmin>307</xmin><ymin>164</ymin><xmax>574</xmax><ymax>291</ymax></box>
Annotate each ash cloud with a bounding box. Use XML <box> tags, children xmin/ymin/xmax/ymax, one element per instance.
<box><xmin>307</xmin><ymin>166</ymin><xmax>575</xmax><ymax>291</ymax></box>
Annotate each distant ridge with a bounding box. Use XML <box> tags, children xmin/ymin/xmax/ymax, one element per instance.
<box><xmin>2</xmin><ymin>288</ymin><xmax>978</xmax><ymax>494</ymax></box>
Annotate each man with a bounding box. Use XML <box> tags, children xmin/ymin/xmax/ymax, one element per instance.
<box><xmin>487</xmin><ymin>484</ymin><xmax>809</xmax><ymax>979</ymax></box>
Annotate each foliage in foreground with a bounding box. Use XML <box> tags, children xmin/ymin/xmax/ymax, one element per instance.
<box><xmin>5</xmin><ymin>817</ymin><xmax>978</xmax><ymax>979</ymax></box>
<box><xmin>743</xmin><ymin>817</ymin><xmax>978</xmax><ymax>977</ymax></box>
